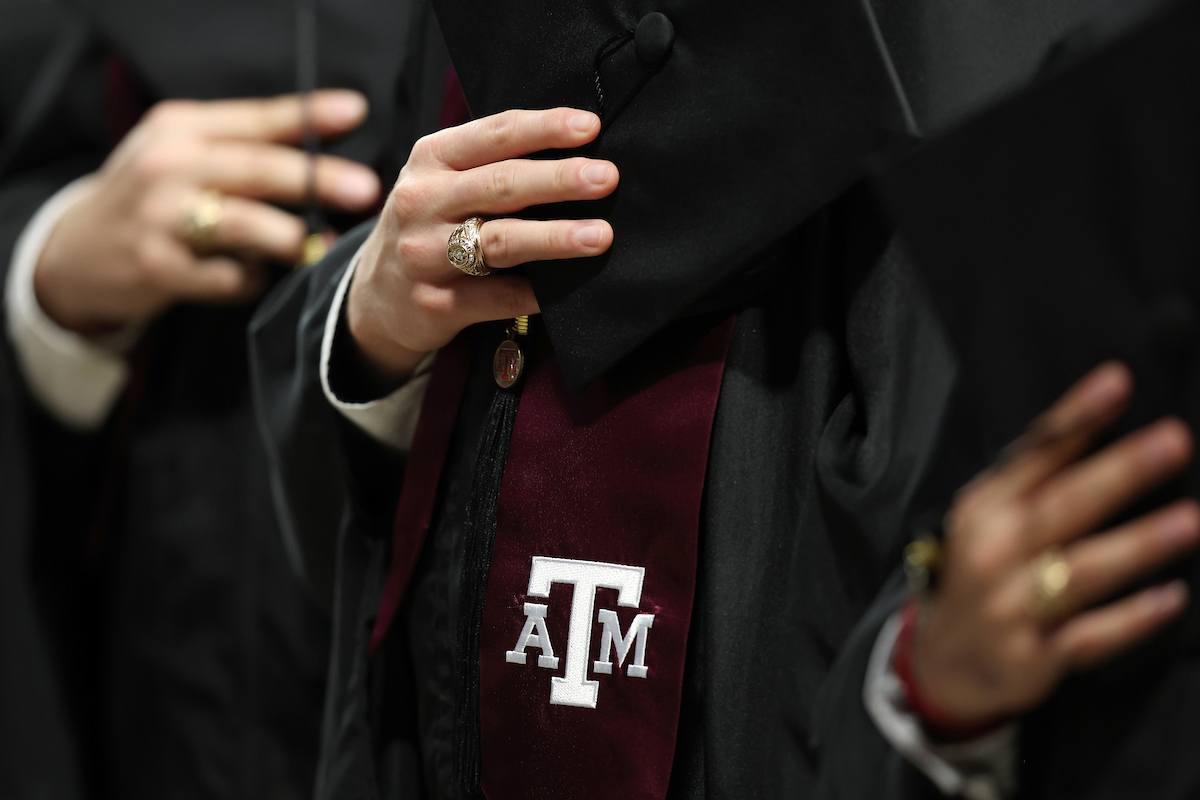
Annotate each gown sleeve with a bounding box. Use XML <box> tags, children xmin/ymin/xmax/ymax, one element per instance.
<box><xmin>248</xmin><ymin>220</ymin><xmax>405</xmax><ymax>606</ymax></box>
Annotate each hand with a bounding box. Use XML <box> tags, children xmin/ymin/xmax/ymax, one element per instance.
<box><xmin>913</xmin><ymin>362</ymin><xmax>1198</xmax><ymax>726</ymax></box>
<box><xmin>347</xmin><ymin>107</ymin><xmax>618</xmax><ymax>382</ymax></box>
<box><xmin>35</xmin><ymin>90</ymin><xmax>381</xmax><ymax>333</ymax></box>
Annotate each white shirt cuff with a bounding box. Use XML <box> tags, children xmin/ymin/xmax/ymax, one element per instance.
<box><xmin>4</xmin><ymin>177</ymin><xmax>139</xmax><ymax>430</ymax></box>
<box><xmin>864</xmin><ymin>613</ymin><xmax>1018</xmax><ymax>800</ymax></box>
<box><xmin>320</xmin><ymin>246</ymin><xmax>432</xmax><ymax>450</ymax></box>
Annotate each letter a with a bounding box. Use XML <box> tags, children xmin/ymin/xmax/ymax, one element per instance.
<box><xmin>505</xmin><ymin>602</ymin><xmax>560</xmax><ymax>669</ymax></box>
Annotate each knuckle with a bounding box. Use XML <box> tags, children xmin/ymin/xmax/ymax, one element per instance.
<box><xmin>145</xmin><ymin>99</ymin><xmax>195</xmax><ymax>129</ymax></box>
<box><xmin>131</xmin><ymin>143</ymin><xmax>182</xmax><ymax>182</ymax></box>
<box><xmin>956</xmin><ymin>534</ymin><xmax>1009</xmax><ymax>582</ymax></box>
<box><xmin>410</xmin><ymin>132</ymin><xmax>440</xmax><ymax>163</ymax></box>
<box><xmin>389</xmin><ymin>178</ymin><xmax>429</xmax><ymax>220</ymax></box>
<box><xmin>545</xmin><ymin>225</ymin><xmax>566</xmax><ymax>253</ymax></box>
<box><xmin>411</xmin><ymin>282</ymin><xmax>453</xmax><ymax>315</ymax></box>
<box><xmin>499</xmin><ymin>281</ymin><xmax>528</xmax><ymax>318</ymax></box>
<box><xmin>488</xmin><ymin>166</ymin><xmax>516</xmax><ymax>202</ymax></box>
<box><xmin>550</xmin><ymin>107</ymin><xmax>575</xmax><ymax>132</ymax></box>
<box><xmin>950</xmin><ymin>494</ymin><xmax>1020</xmax><ymax>541</ymax></box>
<box><xmin>990</xmin><ymin>504</ymin><xmax>1029</xmax><ymax>539</ymax></box>
<box><xmin>133</xmin><ymin>239</ymin><xmax>170</xmax><ymax>285</ymax></box>
<box><xmin>395</xmin><ymin>234</ymin><xmax>426</xmax><ymax>267</ymax></box>
<box><xmin>241</xmin><ymin>152</ymin><xmax>277</xmax><ymax>195</ymax></box>
<box><xmin>486</xmin><ymin>112</ymin><xmax>516</xmax><ymax>149</ymax></box>
<box><xmin>1031</xmin><ymin>490</ymin><xmax>1075</xmax><ymax>533</ymax></box>
<box><xmin>482</xmin><ymin>223</ymin><xmax>509</xmax><ymax>262</ymax></box>
<box><xmin>555</xmin><ymin>159</ymin><xmax>575</xmax><ymax>190</ymax></box>
<box><xmin>214</xmin><ymin>207</ymin><xmax>246</xmax><ymax>242</ymax></box>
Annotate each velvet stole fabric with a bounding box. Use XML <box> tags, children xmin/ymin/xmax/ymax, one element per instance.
<box><xmin>477</xmin><ymin>317</ymin><xmax>733</xmax><ymax>799</ymax></box>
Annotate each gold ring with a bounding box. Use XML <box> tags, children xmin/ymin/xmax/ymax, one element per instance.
<box><xmin>181</xmin><ymin>190</ymin><xmax>225</xmax><ymax>252</ymax></box>
<box><xmin>447</xmin><ymin>216</ymin><xmax>490</xmax><ymax>277</ymax></box>
<box><xmin>903</xmin><ymin>534</ymin><xmax>943</xmax><ymax>595</ymax></box>
<box><xmin>1028</xmin><ymin>549</ymin><xmax>1072</xmax><ymax>621</ymax></box>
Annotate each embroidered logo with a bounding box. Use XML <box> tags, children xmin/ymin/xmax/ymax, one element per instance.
<box><xmin>505</xmin><ymin>556</ymin><xmax>655</xmax><ymax>708</ymax></box>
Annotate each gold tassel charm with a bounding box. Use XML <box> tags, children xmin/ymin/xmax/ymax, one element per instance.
<box><xmin>493</xmin><ymin>315</ymin><xmax>529</xmax><ymax>389</ymax></box>
<box><xmin>301</xmin><ymin>233</ymin><xmax>329</xmax><ymax>266</ymax></box>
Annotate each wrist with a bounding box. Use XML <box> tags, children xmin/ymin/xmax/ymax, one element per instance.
<box><xmin>31</xmin><ymin>186</ymin><xmax>138</xmax><ymax>337</ymax></box>
<box><xmin>340</xmin><ymin>300</ymin><xmax>426</xmax><ymax>400</ymax></box>
<box><xmin>893</xmin><ymin>601</ymin><xmax>1009</xmax><ymax>741</ymax></box>
<box><xmin>32</xmin><ymin>246</ymin><xmax>124</xmax><ymax>337</ymax></box>
<box><xmin>345</xmin><ymin>256</ymin><xmax>428</xmax><ymax>387</ymax></box>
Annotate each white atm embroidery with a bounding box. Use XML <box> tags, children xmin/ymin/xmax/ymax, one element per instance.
<box><xmin>504</xmin><ymin>556</ymin><xmax>655</xmax><ymax>708</ymax></box>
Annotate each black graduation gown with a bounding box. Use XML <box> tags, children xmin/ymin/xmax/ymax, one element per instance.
<box><xmin>1</xmin><ymin>8</ymin><xmax>109</xmax><ymax>796</ymax></box>
<box><xmin>249</xmin><ymin>0</ymin><xmax>1151</xmax><ymax>797</ymax></box>
<box><xmin>0</xmin><ymin>1</ymin><xmax>425</xmax><ymax>796</ymax></box>
<box><xmin>817</xmin><ymin>2</ymin><xmax>1200</xmax><ymax>797</ymax></box>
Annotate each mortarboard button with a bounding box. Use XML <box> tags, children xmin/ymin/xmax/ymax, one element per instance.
<box><xmin>635</xmin><ymin>12</ymin><xmax>675</xmax><ymax>67</ymax></box>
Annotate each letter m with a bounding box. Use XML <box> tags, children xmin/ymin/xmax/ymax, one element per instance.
<box><xmin>592</xmin><ymin>609</ymin><xmax>654</xmax><ymax>678</ymax></box>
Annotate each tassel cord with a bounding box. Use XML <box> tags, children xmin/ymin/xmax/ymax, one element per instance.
<box><xmin>455</xmin><ymin>384</ymin><xmax>520</xmax><ymax>796</ymax></box>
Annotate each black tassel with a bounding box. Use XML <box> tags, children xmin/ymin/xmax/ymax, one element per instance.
<box><xmin>455</xmin><ymin>380</ymin><xmax>520</xmax><ymax>796</ymax></box>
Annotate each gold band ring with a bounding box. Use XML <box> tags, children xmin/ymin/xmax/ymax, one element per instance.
<box><xmin>1028</xmin><ymin>549</ymin><xmax>1073</xmax><ymax>621</ymax></box>
<box><xmin>181</xmin><ymin>190</ymin><xmax>225</xmax><ymax>253</ymax></box>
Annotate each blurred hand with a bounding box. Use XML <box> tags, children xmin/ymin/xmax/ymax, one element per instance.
<box><xmin>35</xmin><ymin>90</ymin><xmax>381</xmax><ymax>333</ymax></box>
<box><xmin>347</xmin><ymin>107</ymin><xmax>618</xmax><ymax>382</ymax></box>
<box><xmin>913</xmin><ymin>362</ymin><xmax>1198</xmax><ymax>726</ymax></box>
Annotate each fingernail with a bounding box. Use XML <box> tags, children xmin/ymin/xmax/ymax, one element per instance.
<box><xmin>1152</xmin><ymin>581</ymin><xmax>1188</xmax><ymax>613</ymax></box>
<box><xmin>1083</xmin><ymin>362</ymin><xmax>1131</xmax><ymax>408</ymax></box>
<box><xmin>1159</xmin><ymin>504</ymin><xmax>1200</xmax><ymax>545</ymax></box>
<box><xmin>575</xmin><ymin>224</ymin><xmax>604</xmax><ymax>249</ymax></box>
<box><xmin>325</xmin><ymin>91</ymin><xmax>368</xmax><ymax>123</ymax></box>
<box><xmin>339</xmin><ymin>169</ymin><xmax>380</xmax><ymax>205</ymax></box>
<box><xmin>1144</xmin><ymin>420</ymin><xmax>1191</xmax><ymax>463</ymax></box>
<box><xmin>570</xmin><ymin>112</ymin><xmax>598</xmax><ymax>133</ymax></box>
<box><xmin>583</xmin><ymin>162</ymin><xmax>613</xmax><ymax>185</ymax></box>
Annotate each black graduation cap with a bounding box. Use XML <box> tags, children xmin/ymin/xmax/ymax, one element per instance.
<box><xmin>878</xmin><ymin>2</ymin><xmax>1200</xmax><ymax>794</ymax></box>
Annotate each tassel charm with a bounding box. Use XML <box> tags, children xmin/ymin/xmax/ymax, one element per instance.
<box><xmin>492</xmin><ymin>315</ymin><xmax>529</xmax><ymax>389</ymax></box>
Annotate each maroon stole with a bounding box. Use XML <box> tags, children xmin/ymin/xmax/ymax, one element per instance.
<box><xmin>372</xmin><ymin>316</ymin><xmax>734</xmax><ymax>797</ymax></box>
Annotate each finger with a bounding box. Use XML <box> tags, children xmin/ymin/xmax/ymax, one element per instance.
<box><xmin>406</xmin><ymin>218</ymin><xmax>614</xmax><ymax>282</ymax></box>
<box><xmin>171</xmin><ymin>256</ymin><xmax>269</xmax><ymax>304</ymax></box>
<box><xmin>988</xmin><ymin>362</ymin><xmax>1132</xmax><ymax>501</ymax></box>
<box><xmin>422</xmin><ymin>108</ymin><xmax>601</xmax><ymax>171</ymax></box>
<box><xmin>446</xmin><ymin>157</ymin><xmax>618</xmax><ymax>216</ymax></box>
<box><xmin>178</xmin><ymin>90</ymin><xmax>368</xmax><ymax>142</ymax></box>
<box><xmin>1052</xmin><ymin>580</ymin><xmax>1188</xmax><ymax>671</ymax></box>
<box><xmin>1055</xmin><ymin>501</ymin><xmax>1200</xmax><ymax>617</ymax></box>
<box><xmin>478</xmin><ymin>218</ymin><xmax>613</xmax><ymax>268</ymax></box>
<box><xmin>1027</xmin><ymin>417</ymin><xmax>1193</xmax><ymax>551</ymax></box>
<box><xmin>195</xmin><ymin>196</ymin><xmax>307</xmax><ymax>263</ymax></box>
<box><xmin>444</xmin><ymin>275</ymin><xmax>541</xmax><ymax>327</ymax></box>
<box><xmin>194</xmin><ymin>144</ymin><xmax>380</xmax><ymax>209</ymax></box>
